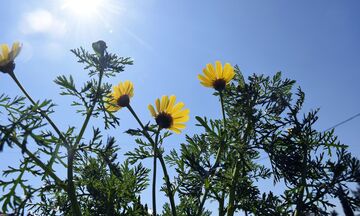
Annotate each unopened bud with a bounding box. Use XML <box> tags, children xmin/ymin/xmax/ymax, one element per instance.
<box><xmin>92</xmin><ymin>40</ymin><xmax>107</xmax><ymax>57</ymax></box>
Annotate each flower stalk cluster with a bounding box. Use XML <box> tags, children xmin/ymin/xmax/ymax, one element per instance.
<box><xmin>1</xmin><ymin>41</ymin><xmax>358</xmax><ymax>216</ymax></box>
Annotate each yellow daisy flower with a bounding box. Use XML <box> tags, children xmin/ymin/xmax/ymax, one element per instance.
<box><xmin>0</xmin><ymin>42</ymin><xmax>22</xmax><ymax>68</ymax></box>
<box><xmin>148</xmin><ymin>95</ymin><xmax>190</xmax><ymax>134</ymax></box>
<box><xmin>198</xmin><ymin>61</ymin><xmax>235</xmax><ymax>91</ymax></box>
<box><xmin>105</xmin><ymin>81</ymin><xmax>134</xmax><ymax>112</ymax></box>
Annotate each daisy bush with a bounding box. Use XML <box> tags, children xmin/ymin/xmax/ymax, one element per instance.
<box><xmin>0</xmin><ymin>41</ymin><xmax>359</xmax><ymax>216</ymax></box>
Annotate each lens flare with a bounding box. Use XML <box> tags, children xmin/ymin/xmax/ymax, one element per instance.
<box><xmin>62</xmin><ymin>0</ymin><xmax>104</xmax><ymax>18</ymax></box>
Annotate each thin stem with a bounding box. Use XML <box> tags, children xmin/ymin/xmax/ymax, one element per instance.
<box><xmin>152</xmin><ymin>129</ymin><xmax>160</xmax><ymax>216</ymax></box>
<box><xmin>197</xmin><ymin>189</ymin><xmax>209</xmax><ymax>216</ymax></box>
<box><xmin>9</xmin><ymin>72</ymin><xmax>70</xmax><ymax>149</ymax></box>
<box><xmin>152</xmin><ymin>150</ymin><xmax>157</xmax><ymax>216</ymax></box>
<box><xmin>218</xmin><ymin>194</ymin><xmax>225</xmax><ymax>216</ymax></box>
<box><xmin>337</xmin><ymin>184</ymin><xmax>355</xmax><ymax>216</ymax></box>
<box><xmin>127</xmin><ymin>105</ymin><xmax>153</xmax><ymax>143</ymax></box>
<box><xmin>225</xmin><ymin>89</ymin><xmax>250</xmax><ymax>216</ymax></box>
<box><xmin>127</xmin><ymin>105</ymin><xmax>177</xmax><ymax>216</ymax></box>
<box><xmin>73</xmin><ymin>70</ymin><xmax>104</xmax><ymax>148</ymax></box>
<box><xmin>227</xmin><ymin>161</ymin><xmax>240</xmax><ymax>216</ymax></box>
<box><xmin>67</xmin><ymin>69</ymin><xmax>104</xmax><ymax>216</ymax></box>
<box><xmin>196</xmin><ymin>91</ymin><xmax>228</xmax><ymax>216</ymax></box>
<box><xmin>47</xmin><ymin>142</ymin><xmax>62</xmax><ymax>169</ymax></box>
<box><xmin>67</xmin><ymin>147</ymin><xmax>82</xmax><ymax>215</ymax></box>
<box><xmin>219</xmin><ymin>91</ymin><xmax>227</xmax><ymax>127</ymax></box>
<box><xmin>158</xmin><ymin>155</ymin><xmax>177</xmax><ymax>216</ymax></box>
<box><xmin>295</xmin><ymin>141</ymin><xmax>308</xmax><ymax>215</ymax></box>
<box><xmin>9</xmin><ymin>72</ymin><xmax>80</xmax><ymax>214</ymax></box>
<box><xmin>11</xmin><ymin>138</ymin><xmax>66</xmax><ymax>191</ymax></box>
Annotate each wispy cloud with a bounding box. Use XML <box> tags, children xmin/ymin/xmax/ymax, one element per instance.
<box><xmin>19</xmin><ymin>9</ymin><xmax>67</xmax><ymax>38</ymax></box>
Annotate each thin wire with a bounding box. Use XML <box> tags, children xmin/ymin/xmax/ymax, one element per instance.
<box><xmin>257</xmin><ymin>111</ymin><xmax>360</xmax><ymax>162</ymax></box>
<box><xmin>324</xmin><ymin>112</ymin><xmax>360</xmax><ymax>132</ymax></box>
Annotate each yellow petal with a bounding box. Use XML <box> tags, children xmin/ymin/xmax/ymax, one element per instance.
<box><xmin>129</xmin><ymin>90</ymin><xmax>134</xmax><ymax>98</ymax></box>
<box><xmin>1</xmin><ymin>44</ymin><xmax>9</xmax><ymax>61</ymax></box>
<box><xmin>198</xmin><ymin>74</ymin><xmax>212</xmax><ymax>85</ymax></box>
<box><xmin>155</xmin><ymin>98</ymin><xmax>161</xmax><ymax>112</ymax></box>
<box><xmin>123</xmin><ymin>81</ymin><xmax>129</xmax><ymax>92</ymax></box>
<box><xmin>129</xmin><ymin>82</ymin><xmax>134</xmax><ymax>95</ymax></box>
<box><xmin>173</xmin><ymin>115</ymin><xmax>190</xmax><ymax>123</ymax></box>
<box><xmin>148</xmin><ymin>104</ymin><xmax>156</xmax><ymax>117</ymax></box>
<box><xmin>166</xmin><ymin>95</ymin><xmax>176</xmax><ymax>112</ymax></box>
<box><xmin>206</xmin><ymin>63</ymin><xmax>215</xmax><ymax>73</ymax></box>
<box><xmin>172</xmin><ymin>108</ymin><xmax>190</xmax><ymax>118</ymax></box>
<box><xmin>122</xmin><ymin>81</ymin><xmax>128</xmax><ymax>95</ymax></box>
<box><xmin>105</xmin><ymin>97</ymin><xmax>120</xmax><ymax>112</ymax></box>
<box><xmin>215</xmin><ymin>61</ymin><xmax>223</xmax><ymax>79</ymax></box>
<box><xmin>223</xmin><ymin>63</ymin><xmax>235</xmax><ymax>82</ymax></box>
<box><xmin>200</xmin><ymin>81</ymin><xmax>213</xmax><ymax>87</ymax></box>
<box><xmin>172</xmin><ymin>123</ymin><xmax>186</xmax><ymax>129</ymax></box>
<box><xmin>127</xmin><ymin>81</ymin><xmax>134</xmax><ymax>97</ymax></box>
<box><xmin>171</xmin><ymin>102</ymin><xmax>184</xmax><ymax>113</ymax></box>
<box><xmin>118</xmin><ymin>82</ymin><xmax>125</xmax><ymax>95</ymax></box>
<box><xmin>169</xmin><ymin>127</ymin><xmax>181</xmax><ymax>134</ymax></box>
<box><xmin>10</xmin><ymin>42</ymin><xmax>21</xmax><ymax>60</ymax></box>
<box><xmin>226</xmin><ymin>70</ymin><xmax>235</xmax><ymax>83</ymax></box>
<box><xmin>107</xmin><ymin>104</ymin><xmax>121</xmax><ymax>112</ymax></box>
<box><xmin>125</xmin><ymin>81</ymin><xmax>132</xmax><ymax>95</ymax></box>
<box><xmin>160</xmin><ymin>95</ymin><xmax>169</xmax><ymax>111</ymax></box>
<box><xmin>112</xmin><ymin>86</ymin><xmax>120</xmax><ymax>99</ymax></box>
<box><xmin>203</xmin><ymin>67</ymin><xmax>216</xmax><ymax>80</ymax></box>
<box><xmin>12</xmin><ymin>42</ymin><xmax>20</xmax><ymax>52</ymax></box>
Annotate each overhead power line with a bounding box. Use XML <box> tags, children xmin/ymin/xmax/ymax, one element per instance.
<box><xmin>324</xmin><ymin>112</ymin><xmax>360</xmax><ymax>132</ymax></box>
<box><xmin>256</xmin><ymin>111</ymin><xmax>360</xmax><ymax>162</ymax></box>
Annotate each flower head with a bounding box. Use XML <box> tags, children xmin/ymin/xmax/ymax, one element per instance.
<box><xmin>198</xmin><ymin>61</ymin><xmax>235</xmax><ymax>91</ymax></box>
<box><xmin>148</xmin><ymin>95</ymin><xmax>189</xmax><ymax>134</ymax></box>
<box><xmin>0</xmin><ymin>42</ymin><xmax>22</xmax><ymax>73</ymax></box>
<box><xmin>105</xmin><ymin>81</ymin><xmax>134</xmax><ymax>112</ymax></box>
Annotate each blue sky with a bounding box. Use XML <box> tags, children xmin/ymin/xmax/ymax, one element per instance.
<box><xmin>1</xmin><ymin>0</ymin><xmax>360</xmax><ymax>214</ymax></box>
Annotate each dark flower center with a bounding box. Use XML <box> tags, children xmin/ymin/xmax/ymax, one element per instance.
<box><xmin>0</xmin><ymin>61</ymin><xmax>15</xmax><ymax>74</ymax></box>
<box><xmin>155</xmin><ymin>112</ymin><xmax>173</xmax><ymax>129</ymax></box>
<box><xmin>117</xmin><ymin>95</ymin><xmax>130</xmax><ymax>107</ymax></box>
<box><xmin>213</xmin><ymin>79</ymin><xmax>226</xmax><ymax>91</ymax></box>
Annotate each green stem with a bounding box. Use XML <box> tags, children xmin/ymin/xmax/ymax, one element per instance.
<box><xmin>197</xmin><ymin>91</ymin><xmax>227</xmax><ymax>216</ymax></box>
<box><xmin>68</xmin><ymin>70</ymin><xmax>104</xmax><ymax>216</ymax></box>
<box><xmin>127</xmin><ymin>105</ymin><xmax>177</xmax><ymax>216</ymax></box>
<box><xmin>67</xmin><ymin>147</ymin><xmax>82</xmax><ymax>215</ymax></box>
<box><xmin>196</xmin><ymin>141</ymin><xmax>224</xmax><ymax>216</ymax></box>
<box><xmin>126</xmin><ymin>105</ymin><xmax>152</xmax><ymax>142</ymax></box>
<box><xmin>158</xmin><ymin>155</ymin><xmax>177</xmax><ymax>216</ymax></box>
<box><xmin>152</xmin><ymin>129</ymin><xmax>160</xmax><ymax>216</ymax></box>
<box><xmin>9</xmin><ymin>71</ymin><xmax>79</xmax><ymax>214</ymax></box>
<box><xmin>9</xmin><ymin>72</ymin><xmax>70</xmax><ymax>149</ymax></box>
<box><xmin>218</xmin><ymin>194</ymin><xmax>225</xmax><ymax>216</ymax></box>
<box><xmin>47</xmin><ymin>142</ymin><xmax>62</xmax><ymax>169</ymax></box>
<box><xmin>295</xmin><ymin>142</ymin><xmax>308</xmax><ymax>215</ymax></box>
<box><xmin>219</xmin><ymin>91</ymin><xmax>227</xmax><ymax>126</ymax></box>
<box><xmin>73</xmin><ymin>70</ymin><xmax>104</xmax><ymax>148</ymax></box>
<box><xmin>12</xmin><ymin>139</ymin><xmax>66</xmax><ymax>191</ymax></box>
<box><xmin>227</xmin><ymin>161</ymin><xmax>240</xmax><ymax>216</ymax></box>
<box><xmin>152</xmin><ymin>150</ymin><xmax>157</xmax><ymax>216</ymax></box>
<box><xmin>197</xmin><ymin>189</ymin><xmax>209</xmax><ymax>216</ymax></box>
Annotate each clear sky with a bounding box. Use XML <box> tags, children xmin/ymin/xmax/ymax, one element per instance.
<box><xmin>1</xmin><ymin>0</ymin><xmax>360</xmax><ymax>214</ymax></box>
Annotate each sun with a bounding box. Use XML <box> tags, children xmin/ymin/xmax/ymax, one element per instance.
<box><xmin>62</xmin><ymin>0</ymin><xmax>104</xmax><ymax>18</ymax></box>
<box><xmin>60</xmin><ymin>0</ymin><xmax>124</xmax><ymax>38</ymax></box>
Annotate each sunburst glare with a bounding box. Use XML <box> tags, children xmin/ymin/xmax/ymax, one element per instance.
<box><xmin>62</xmin><ymin>0</ymin><xmax>104</xmax><ymax>18</ymax></box>
<box><xmin>60</xmin><ymin>0</ymin><xmax>124</xmax><ymax>39</ymax></box>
